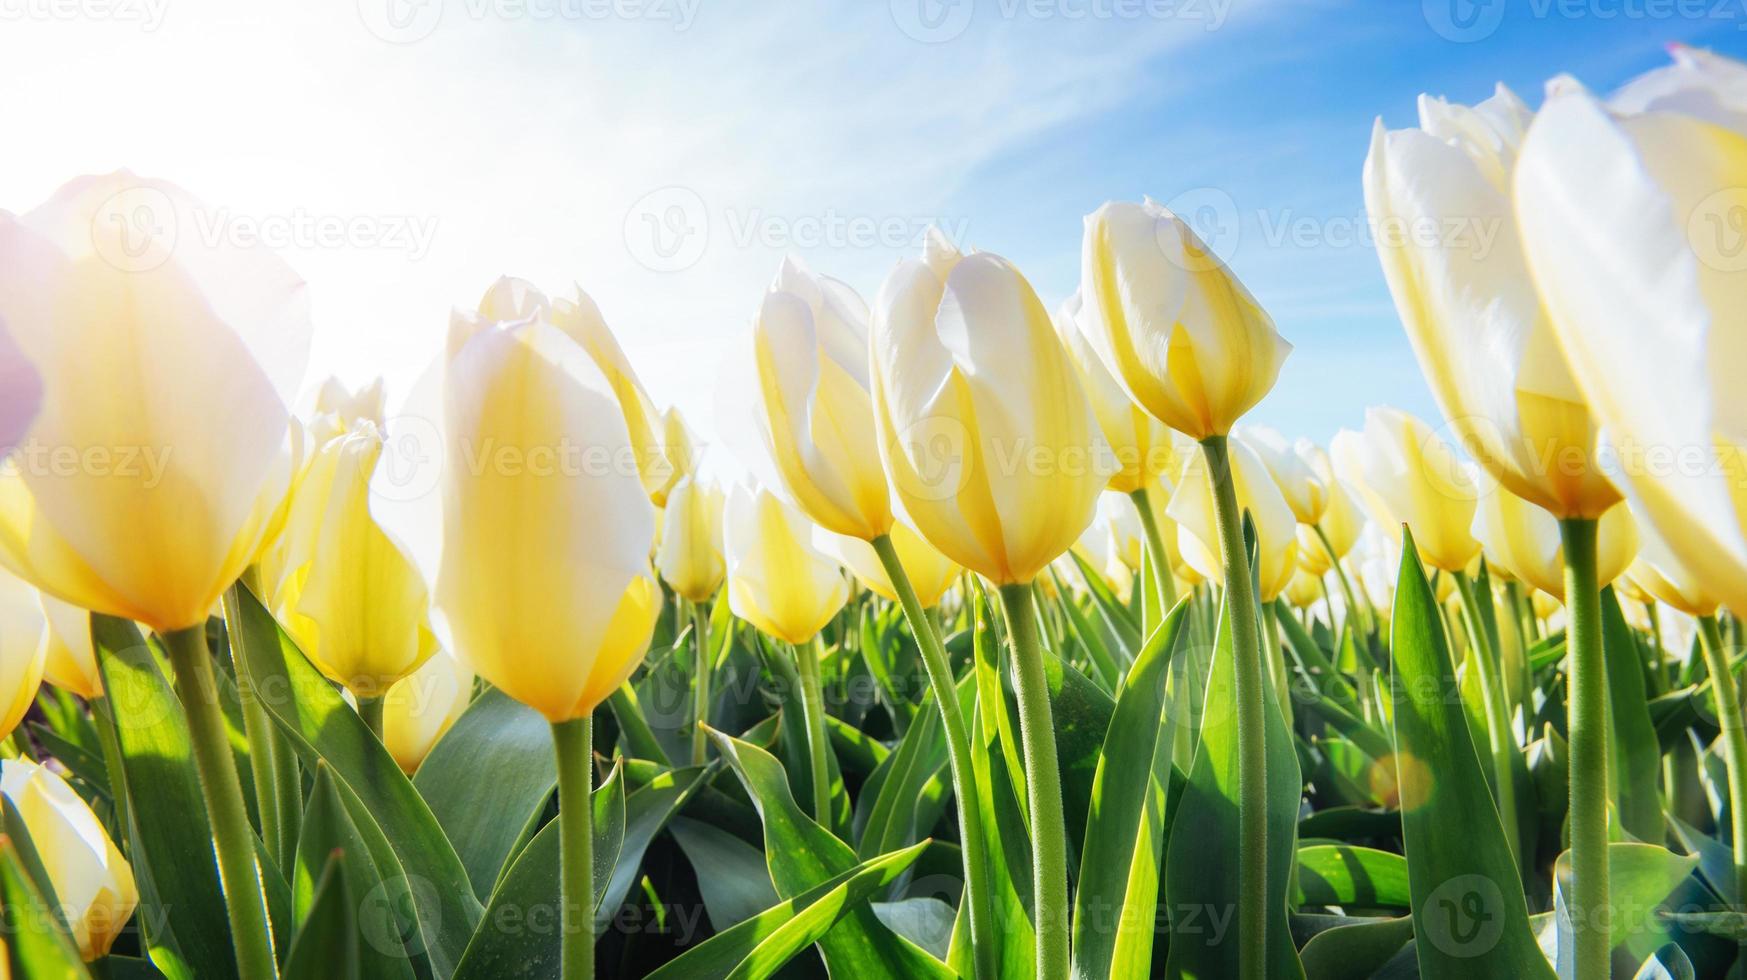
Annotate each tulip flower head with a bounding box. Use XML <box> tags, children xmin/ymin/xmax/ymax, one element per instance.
<box><xmin>1078</xmin><ymin>199</ymin><xmax>1292</xmax><ymax>440</ymax></box>
<box><xmin>821</xmin><ymin>521</ymin><xmax>960</xmax><ymax>609</ymax></box>
<box><xmin>1514</xmin><ymin>46</ymin><xmax>1747</xmax><ymax>616</ymax></box>
<box><xmin>1167</xmin><ymin>435</ymin><xmax>1299</xmax><ymax>601</ymax></box>
<box><xmin>0</xmin><ymin>173</ymin><xmax>311</xmax><ymax>632</ymax></box>
<box><xmin>39</xmin><ymin>593</ymin><xmax>98</xmax><ymax>700</ymax></box>
<box><xmin>725</xmin><ymin>483</ymin><xmax>849</xmax><ymax>644</ymax></box>
<box><xmin>870</xmin><ymin>228</ymin><xmax>1108</xmax><ymax>584</ymax></box>
<box><xmin>382</xmin><ymin>648</ymin><xmax>475</xmax><ymax>774</ymax></box>
<box><xmin>656</xmin><ymin>474</ymin><xmax>727</xmax><ymax>602</ymax></box>
<box><xmin>750</xmin><ymin>257</ymin><xmax>893</xmax><ymax>540</ymax></box>
<box><xmin>1470</xmin><ymin>486</ymin><xmax>1638</xmax><ymax>600</ymax></box>
<box><xmin>1295</xmin><ymin>439</ymin><xmax>1367</xmax><ymax>576</ymax></box>
<box><xmin>1365</xmin><ymin>86</ymin><xmax>1621</xmax><ymax>520</ymax></box>
<box><xmin>0</xmin><ymin>759</ymin><xmax>137</xmax><ymax>960</ymax></box>
<box><xmin>0</xmin><ymin>569</ymin><xmax>46</xmax><ymax>741</ymax></box>
<box><xmin>1053</xmin><ymin>292</ymin><xmax>1178</xmax><ymax>493</ymax></box>
<box><xmin>1243</xmin><ymin>424</ymin><xmax>1328</xmax><ymax>525</ymax></box>
<box><xmin>1333</xmin><ymin>407</ymin><xmax>1483</xmax><ymax>574</ymax></box>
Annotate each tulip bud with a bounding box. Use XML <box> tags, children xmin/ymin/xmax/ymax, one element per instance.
<box><xmin>0</xmin><ymin>759</ymin><xmax>137</xmax><ymax>960</ymax></box>
<box><xmin>1243</xmin><ymin>425</ymin><xmax>1328</xmax><ymax>525</ymax></box>
<box><xmin>1166</xmin><ymin>436</ymin><xmax>1299</xmax><ymax>602</ymax></box>
<box><xmin>1514</xmin><ymin>48</ymin><xmax>1747</xmax><ymax>616</ymax></box>
<box><xmin>371</xmin><ymin>310</ymin><xmax>660</xmax><ymax>724</ymax></box>
<box><xmin>0</xmin><ymin>569</ymin><xmax>45</xmax><ymax>740</ymax></box>
<box><xmin>1365</xmin><ymin>87</ymin><xmax>1621</xmax><ymax>520</ymax></box>
<box><xmin>1470</xmin><ymin>486</ymin><xmax>1638</xmax><ymax>601</ymax></box>
<box><xmin>822</xmin><ymin>521</ymin><xmax>959</xmax><ymax>609</ymax></box>
<box><xmin>1052</xmin><ymin>293</ymin><xmax>1177</xmax><ymax>494</ymax></box>
<box><xmin>1624</xmin><ymin>511</ymin><xmax>1721</xmax><ymax>618</ymax></box>
<box><xmin>1284</xmin><ymin>567</ymin><xmax>1325</xmax><ymax>609</ymax></box>
<box><xmin>39</xmin><ymin>593</ymin><xmax>98</xmax><ymax>700</ymax></box>
<box><xmin>1078</xmin><ymin>199</ymin><xmax>1292</xmax><ymax>440</ymax></box>
<box><xmin>725</xmin><ymin>484</ymin><xmax>848</xmax><ymax>645</ymax></box>
<box><xmin>0</xmin><ymin>173</ymin><xmax>310</xmax><ymax>632</ymax></box>
<box><xmin>1295</xmin><ymin>438</ymin><xmax>1367</xmax><ymax>577</ymax></box>
<box><xmin>381</xmin><ymin>649</ymin><xmax>474</xmax><ymax>774</ymax></box>
<box><xmin>870</xmin><ymin>229</ymin><xmax>1107</xmax><ymax>584</ymax></box>
<box><xmin>276</xmin><ymin>421</ymin><xmax>436</xmax><ymax>698</ymax></box>
<box><xmin>1333</xmin><ymin>408</ymin><xmax>1482</xmax><ymax>574</ymax></box>
<box><xmin>750</xmin><ymin>257</ymin><xmax>893</xmax><ymax>540</ymax></box>
<box><xmin>656</xmin><ymin>475</ymin><xmax>726</xmax><ymax>602</ymax></box>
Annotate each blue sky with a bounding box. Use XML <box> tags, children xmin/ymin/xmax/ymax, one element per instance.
<box><xmin>3</xmin><ymin>0</ymin><xmax>1743</xmax><ymax>471</ymax></box>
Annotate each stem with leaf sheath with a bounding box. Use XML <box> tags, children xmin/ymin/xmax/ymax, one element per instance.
<box><xmin>1559</xmin><ymin>517</ymin><xmax>1608</xmax><ymax>980</ymax></box>
<box><xmin>162</xmin><ymin>624</ymin><xmax>279</xmax><ymax>980</ymax></box>
<box><xmin>1699</xmin><ymin>614</ymin><xmax>1747</xmax><ymax>909</ymax></box>
<box><xmin>1453</xmin><ymin>571</ymin><xmax>1522</xmax><ymax>871</ymax></box>
<box><xmin>691</xmin><ymin>600</ymin><xmax>714</xmax><ymax>766</ymax></box>
<box><xmin>1129</xmin><ymin>486</ymin><xmax>1178</xmax><ymax>614</ymax></box>
<box><xmin>1200</xmin><ymin>435</ymin><xmax>1268</xmax><ymax>980</ymax></box>
<box><xmin>870</xmin><ymin>533</ymin><xmax>999</xmax><ymax>980</ymax></box>
<box><xmin>552</xmin><ymin>716</ymin><xmax>594</xmax><ymax>980</ymax></box>
<box><xmin>997</xmin><ymin>582</ymin><xmax>1069</xmax><ymax>980</ymax></box>
<box><xmin>795</xmin><ymin>637</ymin><xmax>833</xmax><ymax>823</ymax></box>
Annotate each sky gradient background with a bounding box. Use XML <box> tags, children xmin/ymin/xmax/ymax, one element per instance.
<box><xmin>4</xmin><ymin>0</ymin><xmax>1743</xmax><ymax>475</ymax></box>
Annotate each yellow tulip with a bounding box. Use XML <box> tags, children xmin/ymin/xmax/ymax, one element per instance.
<box><xmin>1332</xmin><ymin>408</ymin><xmax>1482</xmax><ymax>574</ymax></box>
<box><xmin>40</xmin><ymin>593</ymin><xmax>98</xmax><ymax>700</ymax></box>
<box><xmin>0</xmin><ymin>759</ymin><xmax>137</xmax><ymax>960</ymax></box>
<box><xmin>0</xmin><ymin>568</ymin><xmax>45</xmax><ymax>740</ymax></box>
<box><xmin>371</xmin><ymin>309</ymin><xmax>661</xmax><ymax>724</ymax></box>
<box><xmin>750</xmin><ymin>257</ymin><xmax>893</xmax><ymax>540</ymax></box>
<box><xmin>1514</xmin><ymin>46</ymin><xmax>1747</xmax><ymax>616</ymax></box>
<box><xmin>306</xmin><ymin>375</ymin><xmax>386</xmax><ymax>445</ymax></box>
<box><xmin>870</xmin><ymin>229</ymin><xmax>1107</xmax><ymax>584</ymax></box>
<box><xmin>822</xmin><ymin>522</ymin><xmax>959</xmax><ymax>609</ymax></box>
<box><xmin>1166</xmin><ymin>435</ymin><xmax>1299</xmax><ymax>601</ymax></box>
<box><xmin>1365</xmin><ymin>87</ymin><xmax>1620</xmax><ymax>520</ymax></box>
<box><xmin>1053</xmin><ymin>293</ymin><xmax>1177</xmax><ymax>493</ymax></box>
<box><xmin>725</xmin><ymin>484</ymin><xmax>848</xmax><ymax>644</ymax></box>
<box><xmin>1296</xmin><ymin>439</ymin><xmax>1367</xmax><ymax>577</ymax></box>
<box><xmin>1284</xmin><ymin>567</ymin><xmax>1324</xmax><ymax>609</ymax></box>
<box><xmin>659</xmin><ymin>407</ymin><xmax>699</xmax><ymax>500</ymax></box>
<box><xmin>1078</xmin><ymin>199</ymin><xmax>1292</xmax><ymax>440</ymax></box>
<box><xmin>1625</xmin><ymin>511</ymin><xmax>1722</xmax><ymax>618</ymax></box>
<box><xmin>1470</xmin><ymin>485</ymin><xmax>1638</xmax><ymax>601</ymax></box>
<box><xmin>0</xmin><ymin>172</ymin><xmax>309</xmax><ymax>632</ymax></box>
<box><xmin>1242</xmin><ymin>425</ymin><xmax>1328</xmax><ymax>525</ymax></box>
<box><xmin>382</xmin><ymin>648</ymin><xmax>474</xmax><ymax>774</ymax></box>
<box><xmin>473</xmin><ymin>277</ymin><xmax>681</xmax><ymax>506</ymax></box>
<box><xmin>656</xmin><ymin>475</ymin><xmax>726</xmax><ymax>603</ymax></box>
<box><xmin>275</xmin><ymin>421</ymin><xmax>436</xmax><ymax>698</ymax></box>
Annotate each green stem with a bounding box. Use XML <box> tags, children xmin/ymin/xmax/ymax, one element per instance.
<box><xmin>552</xmin><ymin>716</ymin><xmax>594</xmax><ymax>980</ymax></box>
<box><xmin>90</xmin><ymin>697</ymin><xmax>131</xmax><ymax>853</ymax></box>
<box><xmin>1313</xmin><ymin>523</ymin><xmax>1367</xmax><ymax>641</ymax></box>
<box><xmin>691</xmin><ymin>600</ymin><xmax>714</xmax><ymax>766</ymax></box>
<box><xmin>358</xmin><ymin>695</ymin><xmax>385</xmax><ymax>740</ymax></box>
<box><xmin>997</xmin><ymin>582</ymin><xmax>1069</xmax><ymax>980</ymax></box>
<box><xmin>224</xmin><ymin>580</ymin><xmax>301</xmax><ymax>871</ymax></box>
<box><xmin>1201</xmin><ymin>435</ymin><xmax>1268</xmax><ymax>980</ymax></box>
<box><xmin>1559</xmin><ymin>517</ymin><xmax>1609</xmax><ymax>980</ymax></box>
<box><xmin>162</xmin><ymin>625</ymin><xmax>278</xmax><ymax>980</ymax></box>
<box><xmin>1699</xmin><ymin>615</ymin><xmax>1747</xmax><ymax>909</ymax></box>
<box><xmin>607</xmin><ymin>684</ymin><xmax>671</xmax><ymax>766</ymax></box>
<box><xmin>1453</xmin><ymin>571</ymin><xmax>1522</xmax><ymax>871</ymax></box>
<box><xmin>870</xmin><ymin>534</ymin><xmax>998</xmax><ymax>980</ymax></box>
<box><xmin>794</xmin><ymin>638</ymin><xmax>833</xmax><ymax>823</ymax></box>
<box><xmin>1129</xmin><ymin>486</ymin><xmax>1178</xmax><ymax>615</ymax></box>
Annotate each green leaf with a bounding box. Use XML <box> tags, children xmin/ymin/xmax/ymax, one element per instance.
<box><xmin>449</xmin><ymin>761</ymin><xmax>631</xmax><ymax>980</ymax></box>
<box><xmin>1386</xmin><ymin>531</ymin><xmax>1553</xmax><ymax>980</ymax></box>
<box><xmin>670</xmin><ymin>816</ymin><xmax>781</xmax><ymax>931</ymax></box>
<box><xmin>293</xmin><ymin>765</ymin><xmax>415</xmax><ymax>980</ymax></box>
<box><xmin>709</xmin><ymin>729</ymin><xmax>954</xmax><ymax>978</ymax></box>
<box><xmin>281</xmin><ymin>853</ymin><xmax>361</xmax><ymax>980</ymax></box>
<box><xmin>1068</xmin><ymin>549</ymin><xmax>1141</xmax><ymax>658</ymax></box>
<box><xmin>1294</xmin><ymin>845</ymin><xmax>1410</xmax><ymax>908</ymax></box>
<box><xmin>1602</xmin><ymin>587</ymin><xmax>1667</xmax><ymax>843</ymax></box>
<box><xmin>91</xmin><ymin>614</ymin><xmax>236</xmax><ymax>980</ymax></box>
<box><xmin>1549</xmin><ymin>843</ymin><xmax>1699</xmax><ymax>972</ymax></box>
<box><xmin>1071</xmin><ymin>596</ymin><xmax>1189</xmax><ymax>978</ymax></box>
<box><xmin>1632</xmin><ymin>941</ymin><xmax>1696</xmax><ymax>980</ymax></box>
<box><xmin>227</xmin><ymin>584</ymin><xmax>482</xmax><ymax>976</ymax></box>
<box><xmin>0</xmin><ymin>834</ymin><xmax>90</xmax><ymax>980</ymax></box>
<box><xmin>413</xmin><ymin>687</ymin><xmax>556</xmax><ymax>897</ymax></box>
<box><xmin>1298</xmin><ymin>914</ymin><xmax>1414</xmax><ymax>980</ymax></box>
<box><xmin>645</xmin><ymin>840</ymin><xmax>932</xmax><ymax>980</ymax></box>
<box><xmin>1162</xmin><ymin>570</ymin><xmax>1304</xmax><ymax>978</ymax></box>
<box><xmin>852</xmin><ymin>675</ymin><xmax>957</xmax><ymax>860</ymax></box>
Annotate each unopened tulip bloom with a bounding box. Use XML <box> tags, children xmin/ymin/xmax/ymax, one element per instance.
<box><xmin>1285</xmin><ymin>567</ymin><xmax>1324</xmax><ymax>609</ymax></box>
<box><xmin>1243</xmin><ymin>425</ymin><xmax>1327</xmax><ymax>526</ymax></box>
<box><xmin>276</xmin><ymin>420</ymin><xmax>437</xmax><ymax>698</ymax></box>
<box><xmin>1053</xmin><ymin>293</ymin><xmax>1177</xmax><ymax>494</ymax></box>
<box><xmin>382</xmin><ymin>649</ymin><xmax>474</xmax><ymax>774</ymax></box>
<box><xmin>474</xmin><ymin>277</ymin><xmax>681</xmax><ymax>506</ymax></box>
<box><xmin>372</xmin><ymin>303</ymin><xmax>660</xmax><ymax>980</ymax></box>
<box><xmin>872</xmin><ymin>229</ymin><xmax>1105</xmax><ymax>980</ymax></box>
<box><xmin>1078</xmin><ymin>199</ymin><xmax>1292</xmax><ymax>440</ymax></box>
<box><xmin>724</xmin><ymin>484</ymin><xmax>847</xmax><ymax>645</ymax></box>
<box><xmin>0</xmin><ymin>173</ymin><xmax>306</xmax><ymax>978</ymax></box>
<box><xmin>1514</xmin><ymin>47</ymin><xmax>1747</xmax><ymax>617</ymax></box>
<box><xmin>656</xmin><ymin>475</ymin><xmax>726</xmax><ymax>603</ymax></box>
<box><xmin>306</xmin><ymin>375</ymin><xmax>387</xmax><ymax>445</ymax></box>
<box><xmin>1627</xmin><ymin>523</ymin><xmax>1721</xmax><ymax>619</ymax></box>
<box><xmin>823</xmin><ymin>522</ymin><xmax>959</xmax><ymax>609</ymax></box>
<box><xmin>39</xmin><ymin>593</ymin><xmax>97</xmax><ymax>700</ymax></box>
<box><xmin>0</xmin><ymin>173</ymin><xmax>309</xmax><ymax>633</ymax></box>
<box><xmin>658</xmin><ymin>407</ymin><xmax>698</xmax><ymax>502</ymax></box>
<box><xmin>0</xmin><ymin>759</ymin><xmax>137</xmax><ymax>960</ymax></box>
<box><xmin>1333</xmin><ymin>408</ymin><xmax>1483</xmax><ymax>575</ymax></box>
<box><xmin>0</xmin><ymin>569</ymin><xmax>45</xmax><ymax>740</ymax></box>
<box><xmin>1366</xmin><ymin>85</ymin><xmax>1620</xmax><ymax>520</ymax></box>
<box><xmin>871</xmin><ymin>229</ymin><xmax>1107</xmax><ymax>585</ymax></box>
<box><xmin>1471</xmin><ymin>486</ymin><xmax>1638</xmax><ymax>601</ymax></box>
<box><xmin>749</xmin><ymin>257</ymin><xmax>893</xmax><ymax>540</ymax></box>
<box><xmin>1167</xmin><ymin>436</ymin><xmax>1300</xmax><ymax>601</ymax></box>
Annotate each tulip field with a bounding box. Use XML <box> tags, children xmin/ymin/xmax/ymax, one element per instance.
<box><xmin>6</xmin><ymin>39</ymin><xmax>1747</xmax><ymax>980</ymax></box>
